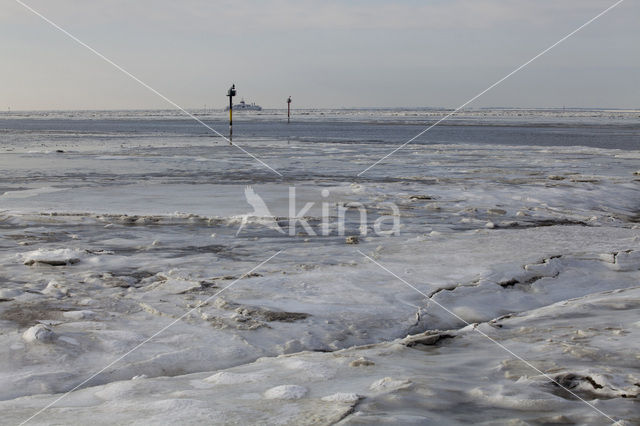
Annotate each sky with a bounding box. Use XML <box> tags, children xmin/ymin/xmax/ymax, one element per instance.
<box><xmin>1</xmin><ymin>0</ymin><xmax>639</xmax><ymax>110</ymax></box>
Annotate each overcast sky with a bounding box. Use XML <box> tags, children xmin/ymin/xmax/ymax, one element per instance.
<box><xmin>2</xmin><ymin>0</ymin><xmax>638</xmax><ymax>110</ymax></box>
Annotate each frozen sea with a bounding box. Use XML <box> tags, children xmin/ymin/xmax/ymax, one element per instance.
<box><xmin>0</xmin><ymin>108</ymin><xmax>639</xmax><ymax>425</ymax></box>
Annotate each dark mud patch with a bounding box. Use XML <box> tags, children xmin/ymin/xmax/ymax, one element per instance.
<box><xmin>550</xmin><ymin>373</ymin><xmax>638</xmax><ymax>400</ymax></box>
<box><xmin>495</xmin><ymin>219</ymin><xmax>589</xmax><ymax>229</ymax></box>
<box><xmin>106</xmin><ymin>272</ymin><xmax>154</xmax><ymax>288</ymax></box>
<box><xmin>260</xmin><ymin>310</ymin><xmax>310</xmax><ymax>322</ymax></box>
<box><xmin>24</xmin><ymin>258</ymin><xmax>80</xmax><ymax>266</ymax></box>
<box><xmin>236</xmin><ymin>306</ymin><xmax>310</xmax><ymax>323</ymax></box>
<box><xmin>0</xmin><ymin>302</ymin><xmax>71</xmax><ymax>327</ymax></box>
<box><xmin>498</xmin><ymin>274</ymin><xmax>556</xmax><ymax>288</ymax></box>
<box><xmin>403</xmin><ymin>330</ymin><xmax>456</xmax><ymax>347</ymax></box>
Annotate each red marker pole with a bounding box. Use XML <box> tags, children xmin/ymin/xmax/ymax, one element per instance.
<box><xmin>287</xmin><ymin>96</ymin><xmax>292</xmax><ymax>124</ymax></box>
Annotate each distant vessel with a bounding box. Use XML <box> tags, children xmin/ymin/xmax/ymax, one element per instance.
<box><xmin>225</xmin><ymin>99</ymin><xmax>262</xmax><ymax>111</ymax></box>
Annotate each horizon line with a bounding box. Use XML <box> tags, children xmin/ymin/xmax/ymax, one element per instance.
<box><xmin>2</xmin><ymin>106</ymin><xmax>640</xmax><ymax>114</ymax></box>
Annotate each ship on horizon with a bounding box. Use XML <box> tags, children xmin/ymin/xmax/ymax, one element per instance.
<box><xmin>224</xmin><ymin>99</ymin><xmax>262</xmax><ymax>111</ymax></box>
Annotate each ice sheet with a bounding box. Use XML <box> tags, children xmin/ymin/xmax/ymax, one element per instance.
<box><xmin>0</xmin><ymin>109</ymin><xmax>639</xmax><ymax>424</ymax></box>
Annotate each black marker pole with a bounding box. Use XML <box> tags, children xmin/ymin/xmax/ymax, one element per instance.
<box><xmin>227</xmin><ymin>84</ymin><xmax>236</xmax><ymax>143</ymax></box>
<box><xmin>287</xmin><ymin>96</ymin><xmax>292</xmax><ymax>124</ymax></box>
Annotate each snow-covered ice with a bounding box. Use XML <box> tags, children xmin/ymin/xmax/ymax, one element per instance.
<box><xmin>0</xmin><ymin>109</ymin><xmax>638</xmax><ymax>424</ymax></box>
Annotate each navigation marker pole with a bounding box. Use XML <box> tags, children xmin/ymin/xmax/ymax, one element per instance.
<box><xmin>227</xmin><ymin>84</ymin><xmax>236</xmax><ymax>144</ymax></box>
<box><xmin>287</xmin><ymin>96</ymin><xmax>292</xmax><ymax>124</ymax></box>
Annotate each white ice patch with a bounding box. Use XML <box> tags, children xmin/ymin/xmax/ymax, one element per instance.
<box><xmin>0</xmin><ymin>187</ymin><xmax>66</xmax><ymax>199</ymax></box>
<box><xmin>57</xmin><ymin>336</ymin><xmax>79</xmax><ymax>346</ymax></box>
<box><xmin>93</xmin><ymin>381</ymin><xmax>138</xmax><ymax>400</ymax></box>
<box><xmin>41</xmin><ymin>280</ymin><xmax>69</xmax><ymax>298</ymax></box>
<box><xmin>22</xmin><ymin>324</ymin><xmax>55</xmax><ymax>343</ymax></box>
<box><xmin>321</xmin><ymin>392</ymin><xmax>361</xmax><ymax>403</ymax></box>
<box><xmin>0</xmin><ymin>289</ymin><xmax>22</xmax><ymax>299</ymax></box>
<box><xmin>263</xmin><ymin>385</ymin><xmax>308</xmax><ymax>400</ymax></box>
<box><xmin>63</xmin><ymin>310</ymin><xmax>96</xmax><ymax>321</ymax></box>
<box><xmin>468</xmin><ymin>385</ymin><xmax>565</xmax><ymax>411</ymax></box>
<box><xmin>152</xmin><ymin>279</ymin><xmax>202</xmax><ymax>294</ymax></box>
<box><xmin>614</xmin><ymin>250</ymin><xmax>640</xmax><ymax>272</ymax></box>
<box><xmin>19</xmin><ymin>248</ymin><xmax>86</xmax><ymax>266</ymax></box>
<box><xmin>204</xmin><ymin>371</ymin><xmax>265</xmax><ymax>385</ymax></box>
<box><xmin>280</xmin><ymin>358</ymin><xmax>336</xmax><ymax>380</ymax></box>
<box><xmin>369</xmin><ymin>377</ymin><xmax>412</xmax><ymax>392</ymax></box>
